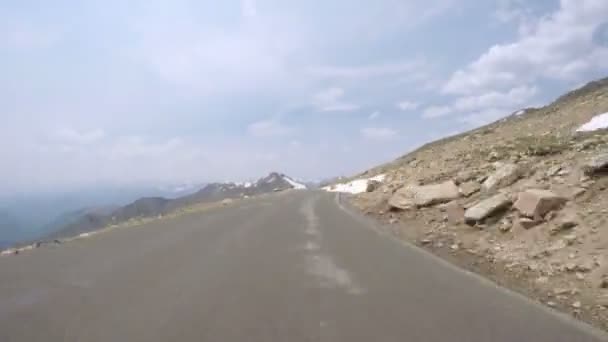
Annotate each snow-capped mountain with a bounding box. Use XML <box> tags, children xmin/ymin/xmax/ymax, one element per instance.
<box><xmin>254</xmin><ymin>172</ymin><xmax>307</xmax><ymax>191</ymax></box>
<box><xmin>45</xmin><ymin>172</ymin><xmax>306</xmax><ymax>242</ymax></box>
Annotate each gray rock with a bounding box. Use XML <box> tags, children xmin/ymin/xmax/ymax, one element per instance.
<box><xmin>389</xmin><ymin>181</ymin><xmax>460</xmax><ymax>209</ymax></box>
<box><xmin>565</xmin><ymin>262</ymin><xmax>577</xmax><ymax>272</ymax></box>
<box><xmin>564</xmin><ymin>234</ymin><xmax>578</xmax><ymax>245</ymax></box>
<box><xmin>577</xmin><ymin>259</ymin><xmax>595</xmax><ymax>272</ymax></box>
<box><xmin>513</xmin><ymin>189</ymin><xmax>567</xmax><ymax>220</ymax></box>
<box><xmin>366</xmin><ymin>180</ymin><xmax>381</xmax><ymax>192</ymax></box>
<box><xmin>464</xmin><ymin>194</ymin><xmax>512</xmax><ymax>224</ymax></box>
<box><xmin>499</xmin><ymin>221</ymin><xmax>512</xmax><ymax>232</ymax></box>
<box><xmin>455</xmin><ymin>170</ymin><xmax>476</xmax><ymax>184</ymax></box>
<box><xmin>583</xmin><ymin>151</ymin><xmax>608</xmax><ymax>175</ymax></box>
<box><xmin>459</xmin><ymin>181</ymin><xmax>481</xmax><ymax>197</ymax></box>
<box><xmin>597</xmin><ymin>294</ymin><xmax>608</xmax><ymax>308</ymax></box>
<box><xmin>482</xmin><ymin>163</ymin><xmax>523</xmax><ymax>192</ymax></box>
<box><xmin>518</xmin><ymin>217</ymin><xmax>541</xmax><ymax>229</ymax></box>
<box><xmin>568</xmin><ymin>187</ymin><xmax>587</xmax><ymax>199</ymax></box>
<box><xmin>550</xmin><ymin>211</ymin><xmax>578</xmax><ymax>234</ymax></box>
<box><xmin>546</xmin><ymin>165</ymin><xmax>562</xmax><ymax>177</ymax></box>
<box><xmin>554</xmin><ymin>287</ymin><xmax>572</xmax><ymax>295</ymax></box>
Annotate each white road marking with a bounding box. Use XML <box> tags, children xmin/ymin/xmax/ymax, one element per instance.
<box><xmin>305</xmin><ymin>253</ymin><xmax>365</xmax><ymax>295</ymax></box>
<box><xmin>300</xmin><ymin>197</ymin><xmax>365</xmax><ymax>295</ymax></box>
<box><xmin>304</xmin><ymin>240</ymin><xmax>320</xmax><ymax>251</ymax></box>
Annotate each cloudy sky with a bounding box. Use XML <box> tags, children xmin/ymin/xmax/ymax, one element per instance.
<box><xmin>2</xmin><ymin>0</ymin><xmax>608</xmax><ymax>192</ymax></box>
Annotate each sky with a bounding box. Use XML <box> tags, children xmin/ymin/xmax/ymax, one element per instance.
<box><xmin>1</xmin><ymin>0</ymin><xmax>608</xmax><ymax>193</ymax></box>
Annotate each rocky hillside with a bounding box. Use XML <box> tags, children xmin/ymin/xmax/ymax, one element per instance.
<box><xmin>341</xmin><ymin>76</ymin><xmax>608</xmax><ymax>330</ymax></box>
<box><xmin>48</xmin><ymin>172</ymin><xmax>305</xmax><ymax>240</ymax></box>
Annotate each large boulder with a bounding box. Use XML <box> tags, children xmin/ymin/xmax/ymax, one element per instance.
<box><xmin>389</xmin><ymin>181</ymin><xmax>460</xmax><ymax>210</ymax></box>
<box><xmin>513</xmin><ymin>189</ymin><xmax>567</xmax><ymax>220</ymax></box>
<box><xmin>464</xmin><ymin>194</ymin><xmax>512</xmax><ymax>224</ymax></box>
<box><xmin>583</xmin><ymin>151</ymin><xmax>608</xmax><ymax>175</ymax></box>
<box><xmin>482</xmin><ymin>163</ymin><xmax>523</xmax><ymax>192</ymax></box>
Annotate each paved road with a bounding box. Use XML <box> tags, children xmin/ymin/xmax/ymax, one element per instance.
<box><xmin>0</xmin><ymin>191</ymin><xmax>605</xmax><ymax>341</ymax></box>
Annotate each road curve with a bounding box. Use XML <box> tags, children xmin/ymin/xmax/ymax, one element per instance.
<box><xmin>0</xmin><ymin>191</ymin><xmax>605</xmax><ymax>341</ymax></box>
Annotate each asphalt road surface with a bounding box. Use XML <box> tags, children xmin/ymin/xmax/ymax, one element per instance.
<box><xmin>0</xmin><ymin>191</ymin><xmax>606</xmax><ymax>341</ymax></box>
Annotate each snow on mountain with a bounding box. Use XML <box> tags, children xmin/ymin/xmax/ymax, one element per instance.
<box><xmin>283</xmin><ymin>176</ymin><xmax>307</xmax><ymax>190</ymax></box>
<box><xmin>323</xmin><ymin>174</ymin><xmax>385</xmax><ymax>194</ymax></box>
<box><xmin>577</xmin><ymin>112</ymin><xmax>608</xmax><ymax>132</ymax></box>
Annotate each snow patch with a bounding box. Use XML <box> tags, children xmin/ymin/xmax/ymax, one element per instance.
<box><xmin>322</xmin><ymin>174</ymin><xmax>385</xmax><ymax>194</ymax></box>
<box><xmin>265</xmin><ymin>175</ymin><xmax>278</xmax><ymax>183</ymax></box>
<box><xmin>514</xmin><ymin>109</ymin><xmax>525</xmax><ymax>116</ymax></box>
<box><xmin>1</xmin><ymin>249</ymin><xmax>16</xmax><ymax>256</ymax></box>
<box><xmin>284</xmin><ymin>176</ymin><xmax>307</xmax><ymax>189</ymax></box>
<box><xmin>576</xmin><ymin>112</ymin><xmax>608</xmax><ymax>132</ymax></box>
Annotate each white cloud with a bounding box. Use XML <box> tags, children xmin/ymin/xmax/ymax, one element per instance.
<box><xmin>423</xmin><ymin>85</ymin><xmax>538</xmax><ymax>122</ymax></box>
<box><xmin>443</xmin><ymin>0</ymin><xmax>608</xmax><ymax>95</ymax></box>
<box><xmin>0</xmin><ymin>21</ymin><xmax>60</xmax><ymax>50</ymax></box>
<box><xmin>422</xmin><ymin>106</ymin><xmax>452</xmax><ymax>118</ymax></box>
<box><xmin>247</xmin><ymin>119</ymin><xmax>291</xmax><ymax>137</ymax></box>
<box><xmin>494</xmin><ymin>0</ymin><xmax>535</xmax><ymax>31</ymax></box>
<box><xmin>312</xmin><ymin>87</ymin><xmax>359</xmax><ymax>112</ymax></box>
<box><xmin>130</xmin><ymin>6</ymin><xmax>303</xmax><ymax>97</ymax></box>
<box><xmin>241</xmin><ymin>0</ymin><xmax>257</xmax><ymax>18</ymax></box>
<box><xmin>314</xmin><ymin>87</ymin><xmax>344</xmax><ymax>103</ymax></box>
<box><xmin>308</xmin><ymin>60</ymin><xmax>425</xmax><ymax>80</ymax></box>
<box><xmin>320</xmin><ymin>103</ymin><xmax>360</xmax><ymax>112</ymax></box>
<box><xmin>452</xmin><ymin>85</ymin><xmax>537</xmax><ymax>112</ymax></box>
<box><xmin>397</xmin><ymin>100</ymin><xmax>419</xmax><ymax>111</ymax></box>
<box><xmin>51</xmin><ymin>127</ymin><xmax>105</xmax><ymax>145</ymax></box>
<box><xmin>105</xmin><ymin>136</ymin><xmax>188</xmax><ymax>159</ymax></box>
<box><xmin>288</xmin><ymin>140</ymin><xmax>302</xmax><ymax>148</ymax></box>
<box><xmin>369</xmin><ymin>111</ymin><xmax>380</xmax><ymax>120</ymax></box>
<box><xmin>361</xmin><ymin>127</ymin><xmax>397</xmax><ymax>140</ymax></box>
<box><xmin>458</xmin><ymin>108</ymin><xmax>509</xmax><ymax>126</ymax></box>
<box><xmin>254</xmin><ymin>152</ymin><xmax>278</xmax><ymax>161</ymax></box>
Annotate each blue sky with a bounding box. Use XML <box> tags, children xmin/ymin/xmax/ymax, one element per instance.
<box><xmin>1</xmin><ymin>0</ymin><xmax>608</xmax><ymax>192</ymax></box>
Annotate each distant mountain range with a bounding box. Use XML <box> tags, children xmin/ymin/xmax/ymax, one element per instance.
<box><xmin>45</xmin><ymin>172</ymin><xmax>306</xmax><ymax>241</ymax></box>
<box><xmin>0</xmin><ymin>209</ymin><xmax>24</xmax><ymax>249</ymax></box>
<box><xmin>0</xmin><ymin>182</ymin><xmax>206</xmax><ymax>244</ymax></box>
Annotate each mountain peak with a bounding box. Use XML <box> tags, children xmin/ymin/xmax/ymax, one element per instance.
<box><xmin>254</xmin><ymin>172</ymin><xmax>306</xmax><ymax>190</ymax></box>
<box><xmin>40</xmin><ymin>172</ymin><xmax>308</xmax><ymax>244</ymax></box>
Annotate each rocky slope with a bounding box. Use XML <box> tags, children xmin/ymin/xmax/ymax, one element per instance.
<box><xmin>340</xmin><ymin>77</ymin><xmax>608</xmax><ymax>330</ymax></box>
<box><xmin>47</xmin><ymin>172</ymin><xmax>305</xmax><ymax>240</ymax></box>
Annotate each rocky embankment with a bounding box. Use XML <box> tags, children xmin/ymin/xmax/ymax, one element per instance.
<box><xmin>341</xmin><ymin>77</ymin><xmax>608</xmax><ymax>330</ymax></box>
